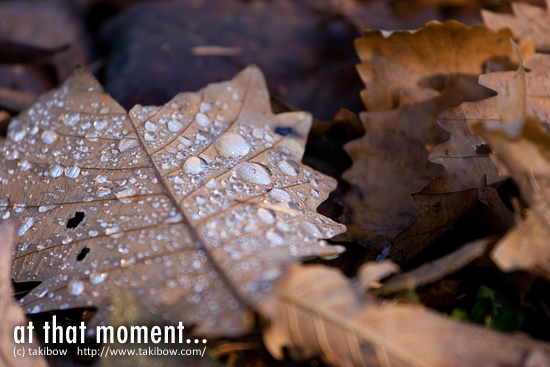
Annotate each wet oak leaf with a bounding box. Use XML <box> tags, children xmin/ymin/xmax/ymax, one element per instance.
<box><xmin>0</xmin><ymin>66</ymin><xmax>345</xmax><ymax>337</ymax></box>
<box><xmin>341</xmin><ymin>22</ymin><xmax>523</xmax><ymax>255</ymax></box>
<box><xmin>355</xmin><ymin>20</ymin><xmax>518</xmax><ymax>112</ymax></box>
<box><xmin>0</xmin><ymin>221</ymin><xmax>48</xmax><ymax>367</ymax></box>
<box><xmin>470</xmin><ymin>53</ymin><xmax>550</xmax><ymax>280</ymax></box>
<box><xmin>264</xmin><ymin>263</ymin><xmax>550</xmax><ymax>367</ymax></box>
<box><xmin>392</xmin><ymin>46</ymin><xmax>550</xmax><ymax>262</ymax></box>
<box><xmin>482</xmin><ymin>0</ymin><xmax>550</xmax><ymax>53</ymax></box>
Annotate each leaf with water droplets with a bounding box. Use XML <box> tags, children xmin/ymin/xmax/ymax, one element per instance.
<box><xmin>1</xmin><ymin>65</ymin><xmax>345</xmax><ymax>337</ymax></box>
<box><xmin>0</xmin><ymin>221</ymin><xmax>48</xmax><ymax>367</ymax></box>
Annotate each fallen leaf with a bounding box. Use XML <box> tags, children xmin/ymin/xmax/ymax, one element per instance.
<box><xmin>341</xmin><ymin>21</ymin><xmax>522</xmax><ymax>257</ymax></box>
<box><xmin>355</xmin><ymin>20</ymin><xmax>517</xmax><ymax>112</ymax></box>
<box><xmin>0</xmin><ymin>221</ymin><xmax>48</xmax><ymax>367</ymax></box>
<box><xmin>482</xmin><ymin>0</ymin><xmax>550</xmax><ymax>53</ymax></box>
<box><xmin>469</xmin><ymin>51</ymin><xmax>550</xmax><ymax>281</ymax></box>
<box><xmin>392</xmin><ymin>42</ymin><xmax>550</xmax><ymax>262</ymax></box>
<box><xmin>1</xmin><ymin>65</ymin><xmax>345</xmax><ymax>337</ymax></box>
<box><xmin>264</xmin><ymin>263</ymin><xmax>550</xmax><ymax>367</ymax></box>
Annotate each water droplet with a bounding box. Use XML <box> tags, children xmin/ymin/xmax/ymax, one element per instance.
<box><xmin>65</xmin><ymin>165</ymin><xmax>81</xmax><ymax>178</ymax></box>
<box><xmin>68</xmin><ymin>279</ymin><xmax>85</xmax><ymax>296</ymax></box>
<box><xmin>106</xmin><ymin>226</ymin><xmax>120</xmax><ymax>235</ymax></box>
<box><xmin>269</xmin><ymin>188</ymin><xmax>291</xmax><ymax>202</ymax></box>
<box><xmin>117</xmin><ymin>188</ymin><xmax>136</xmax><ymax>199</ymax></box>
<box><xmin>38</xmin><ymin>205</ymin><xmax>56</xmax><ymax>213</ymax></box>
<box><xmin>30</xmin><ymin>305</ymin><xmax>41</xmax><ymax>314</ymax></box>
<box><xmin>97</xmin><ymin>187</ymin><xmax>111</xmax><ymax>197</ymax></box>
<box><xmin>265</xmin><ymin>230</ymin><xmax>285</xmax><ymax>246</ymax></box>
<box><xmin>234</xmin><ymin>162</ymin><xmax>271</xmax><ymax>185</ymax></box>
<box><xmin>121</xmin><ymin>257</ymin><xmax>135</xmax><ymax>267</ymax></box>
<box><xmin>200</xmin><ymin>102</ymin><xmax>211</xmax><ymax>113</ymax></box>
<box><xmin>41</xmin><ymin>130</ymin><xmax>59</xmax><ymax>144</ymax></box>
<box><xmin>195</xmin><ymin>112</ymin><xmax>211</xmax><ymax>127</ymax></box>
<box><xmin>100</xmin><ymin>107</ymin><xmax>110</xmax><ymax>114</ymax></box>
<box><xmin>299</xmin><ymin>221</ymin><xmax>323</xmax><ymax>238</ymax></box>
<box><xmin>183</xmin><ymin>156</ymin><xmax>208</xmax><ymax>174</ymax></box>
<box><xmin>145</xmin><ymin>121</ymin><xmax>157</xmax><ymax>131</ymax></box>
<box><xmin>1</xmin><ymin>212</ymin><xmax>8</xmax><ymax>220</ymax></box>
<box><xmin>178</xmin><ymin>136</ymin><xmax>191</xmax><ymax>146</ymax></box>
<box><xmin>19</xmin><ymin>242</ymin><xmax>30</xmax><ymax>251</ymax></box>
<box><xmin>252</xmin><ymin>127</ymin><xmax>264</xmax><ymax>139</ymax></box>
<box><xmin>118</xmin><ymin>137</ymin><xmax>139</xmax><ymax>152</ymax></box>
<box><xmin>62</xmin><ymin>113</ymin><xmax>80</xmax><ymax>126</ymax></box>
<box><xmin>278</xmin><ymin>159</ymin><xmax>300</xmax><ymax>176</ymax></box>
<box><xmin>18</xmin><ymin>217</ymin><xmax>34</xmax><ymax>236</ymax></box>
<box><xmin>205</xmin><ymin>178</ymin><xmax>217</xmax><ymax>188</ymax></box>
<box><xmin>144</xmin><ymin>131</ymin><xmax>157</xmax><ymax>141</ymax></box>
<box><xmin>18</xmin><ymin>160</ymin><xmax>31</xmax><ymax>171</ymax></box>
<box><xmin>93</xmin><ymin>119</ymin><xmax>108</xmax><ymax>130</ymax></box>
<box><xmin>168</xmin><ymin>120</ymin><xmax>182</xmax><ymax>131</ymax></box>
<box><xmin>257</xmin><ymin>208</ymin><xmax>275</xmax><ymax>224</ymax></box>
<box><xmin>90</xmin><ymin>272</ymin><xmax>107</xmax><ymax>284</ymax></box>
<box><xmin>50</xmin><ymin>164</ymin><xmax>64</xmax><ymax>178</ymax></box>
<box><xmin>36</xmin><ymin>288</ymin><xmax>48</xmax><ymax>298</ymax></box>
<box><xmin>214</xmin><ymin>133</ymin><xmax>250</xmax><ymax>158</ymax></box>
<box><xmin>89</xmin><ymin>230</ymin><xmax>99</xmax><ymax>237</ymax></box>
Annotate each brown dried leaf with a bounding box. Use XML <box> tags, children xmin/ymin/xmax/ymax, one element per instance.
<box><xmin>264</xmin><ymin>263</ymin><xmax>550</xmax><ymax>367</ymax></box>
<box><xmin>0</xmin><ymin>221</ymin><xmax>48</xmax><ymax>367</ymax></box>
<box><xmin>470</xmin><ymin>53</ymin><xmax>550</xmax><ymax>281</ymax></box>
<box><xmin>392</xmin><ymin>44</ymin><xmax>550</xmax><ymax>262</ymax></box>
<box><xmin>342</xmin><ymin>21</ymin><xmax>522</xmax><ymax>255</ymax></box>
<box><xmin>355</xmin><ymin>20</ymin><xmax>517</xmax><ymax>112</ymax></box>
<box><xmin>482</xmin><ymin>0</ymin><xmax>550</xmax><ymax>53</ymax></box>
<box><xmin>0</xmin><ymin>66</ymin><xmax>345</xmax><ymax>337</ymax></box>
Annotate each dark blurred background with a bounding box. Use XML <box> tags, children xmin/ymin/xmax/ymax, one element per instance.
<box><xmin>0</xmin><ymin>0</ymin><xmax>545</xmax><ymax>122</ymax></box>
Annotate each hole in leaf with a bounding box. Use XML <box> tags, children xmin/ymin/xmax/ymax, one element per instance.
<box><xmin>274</xmin><ymin>126</ymin><xmax>293</xmax><ymax>136</ymax></box>
<box><xmin>77</xmin><ymin>246</ymin><xmax>90</xmax><ymax>261</ymax></box>
<box><xmin>67</xmin><ymin>212</ymin><xmax>85</xmax><ymax>229</ymax></box>
<box><xmin>476</xmin><ymin>144</ymin><xmax>492</xmax><ymax>155</ymax></box>
<box><xmin>12</xmin><ymin>280</ymin><xmax>41</xmax><ymax>300</ymax></box>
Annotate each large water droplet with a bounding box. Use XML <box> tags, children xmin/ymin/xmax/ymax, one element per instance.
<box><xmin>145</xmin><ymin>121</ymin><xmax>157</xmax><ymax>131</ymax></box>
<box><xmin>168</xmin><ymin>120</ymin><xmax>182</xmax><ymax>132</ymax></box>
<box><xmin>18</xmin><ymin>217</ymin><xmax>34</xmax><ymax>236</ymax></box>
<box><xmin>278</xmin><ymin>159</ymin><xmax>300</xmax><ymax>176</ymax></box>
<box><xmin>65</xmin><ymin>165</ymin><xmax>81</xmax><ymax>178</ymax></box>
<box><xmin>265</xmin><ymin>230</ymin><xmax>285</xmax><ymax>246</ymax></box>
<box><xmin>97</xmin><ymin>187</ymin><xmax>111</xmax><ymax>197</ymax></box>
<box><xmin>50</xmin><ymin>164</ymin><xmax>64</xmax><ymax>178</ymax></box>
<box><xmin>257</xmin><ymin>208</ymin><xmax>275</xmax><ymax>224</ymax></box>
<box><xmin>93</xmin><ymin>119</ymin><xmax>108</xmax><ymax>130</ymax></box>
<box><xmin>118</xmin><ymin>137</ymin><xmax>139</xmax><ymax>152</ymax></box>
<box><xmin>299</xmin><ymin>221</ymin><xmax>323</xmax><ymax>238</ymax></box>
<box><xmin>195</xmin><ymin>112</ymin><xmax>211</xmax><ymax>127</ymax></box>
<box><xmin>234</xmin><ymin>162</ymin><xmax>271</xmax><ymax>185</ymax></box>
<box><xmin>183</xmin><ymin>156</ymin><xmax>208</xmax><ymax>174</ymax></box>
<box><xmin>269</xmin><ymin>188</ymin><xmax>291</xmax><ymax>202</ymax></box>
<box><xmin>90</xmin><ymin>272</ymin><xmax>108</xmax><ymax>284</ymax></box>
<box><xmin>68</xmin><ymin>279</ymin><xmax>85</xmax><ymax>296</ymax></box>
<box><xmin>41</xmin><ymin>130</ymin><xmax>59</xmax><ymax>144</ymax></box>
<box><xmin>62</xmin><ymin>113</ymin><xmax>80</xmax><ymax>126</ymax></box>
<box><xmin>214</xmin><ymin>133</ymin><xmax>250</xmax><ymax>158</ymax></box>
<box><xmin>144</xmin><ymin>131</ymin><xmax>158</xmax><ymax>141</ymax></box>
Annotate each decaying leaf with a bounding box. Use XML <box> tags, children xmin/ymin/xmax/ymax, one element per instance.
<box><xmin>0</xmin><ymin>65</ymin><xmax>345</xmax><ymax>337</ymax></box>
<box><xmin>377</xmin><ymin>237</ymin><xmax>494</xmax><ymax>294</ymax></box>
<box><xmin>392</xmin><ymin>42</ymin><xmax>550</xmax><ymax>261</ymax></box>
<box><xmin>0</xmin><ymin>221</ymin><xmax>48</xmax><ymax>367</ymax></box>
<box><xmin>482</xmin><ymin>0</ymin><xmax>550</xmax><ymax>53</ymax></box>
<box><xmin>469</xmin><ymin>52</ymin><xmax>550</xmax><ymax>281</ymax></box>
<box><xmin>264</xmin><ymin>263</ymin><xmax>550</xmax><ymax>367</ymax></box>
<box><xmin>355</xmin><ymin>20</ymin><xmax>517</xmax><ymax>112</ymax></box>
<box><xmin>341</xmin><ymin>21</ymin><xmax>523</xmax><ymax>257</ymax></box>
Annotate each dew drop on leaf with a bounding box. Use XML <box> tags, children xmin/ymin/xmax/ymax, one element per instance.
<box><xmin>234</xmin><ymin>162</ymin><xmax>271</xmax><ymax>184</ymax></box>
<box><xmin>195</xmin><ymin>112</ymin><xmax>211</xmax><ymax>127</ymax></box>
<box><xmin>68</xmin><ymin>279</ymin><xmax>85</xmax><ymax>296</ymax></box>
<box><xmin>183</xmin><ymin>156</ymin><xmax>208</xmax><ymax>174</ymax></box>
<box><xmin>41</xmin><ymin>130</ymin><xmax>59</xmax><ymax>144</ymax></box>
<box><xmin>214</xmin><ymin>132</ymin><xmax>251</xmax><ymax>157</ymax></box>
